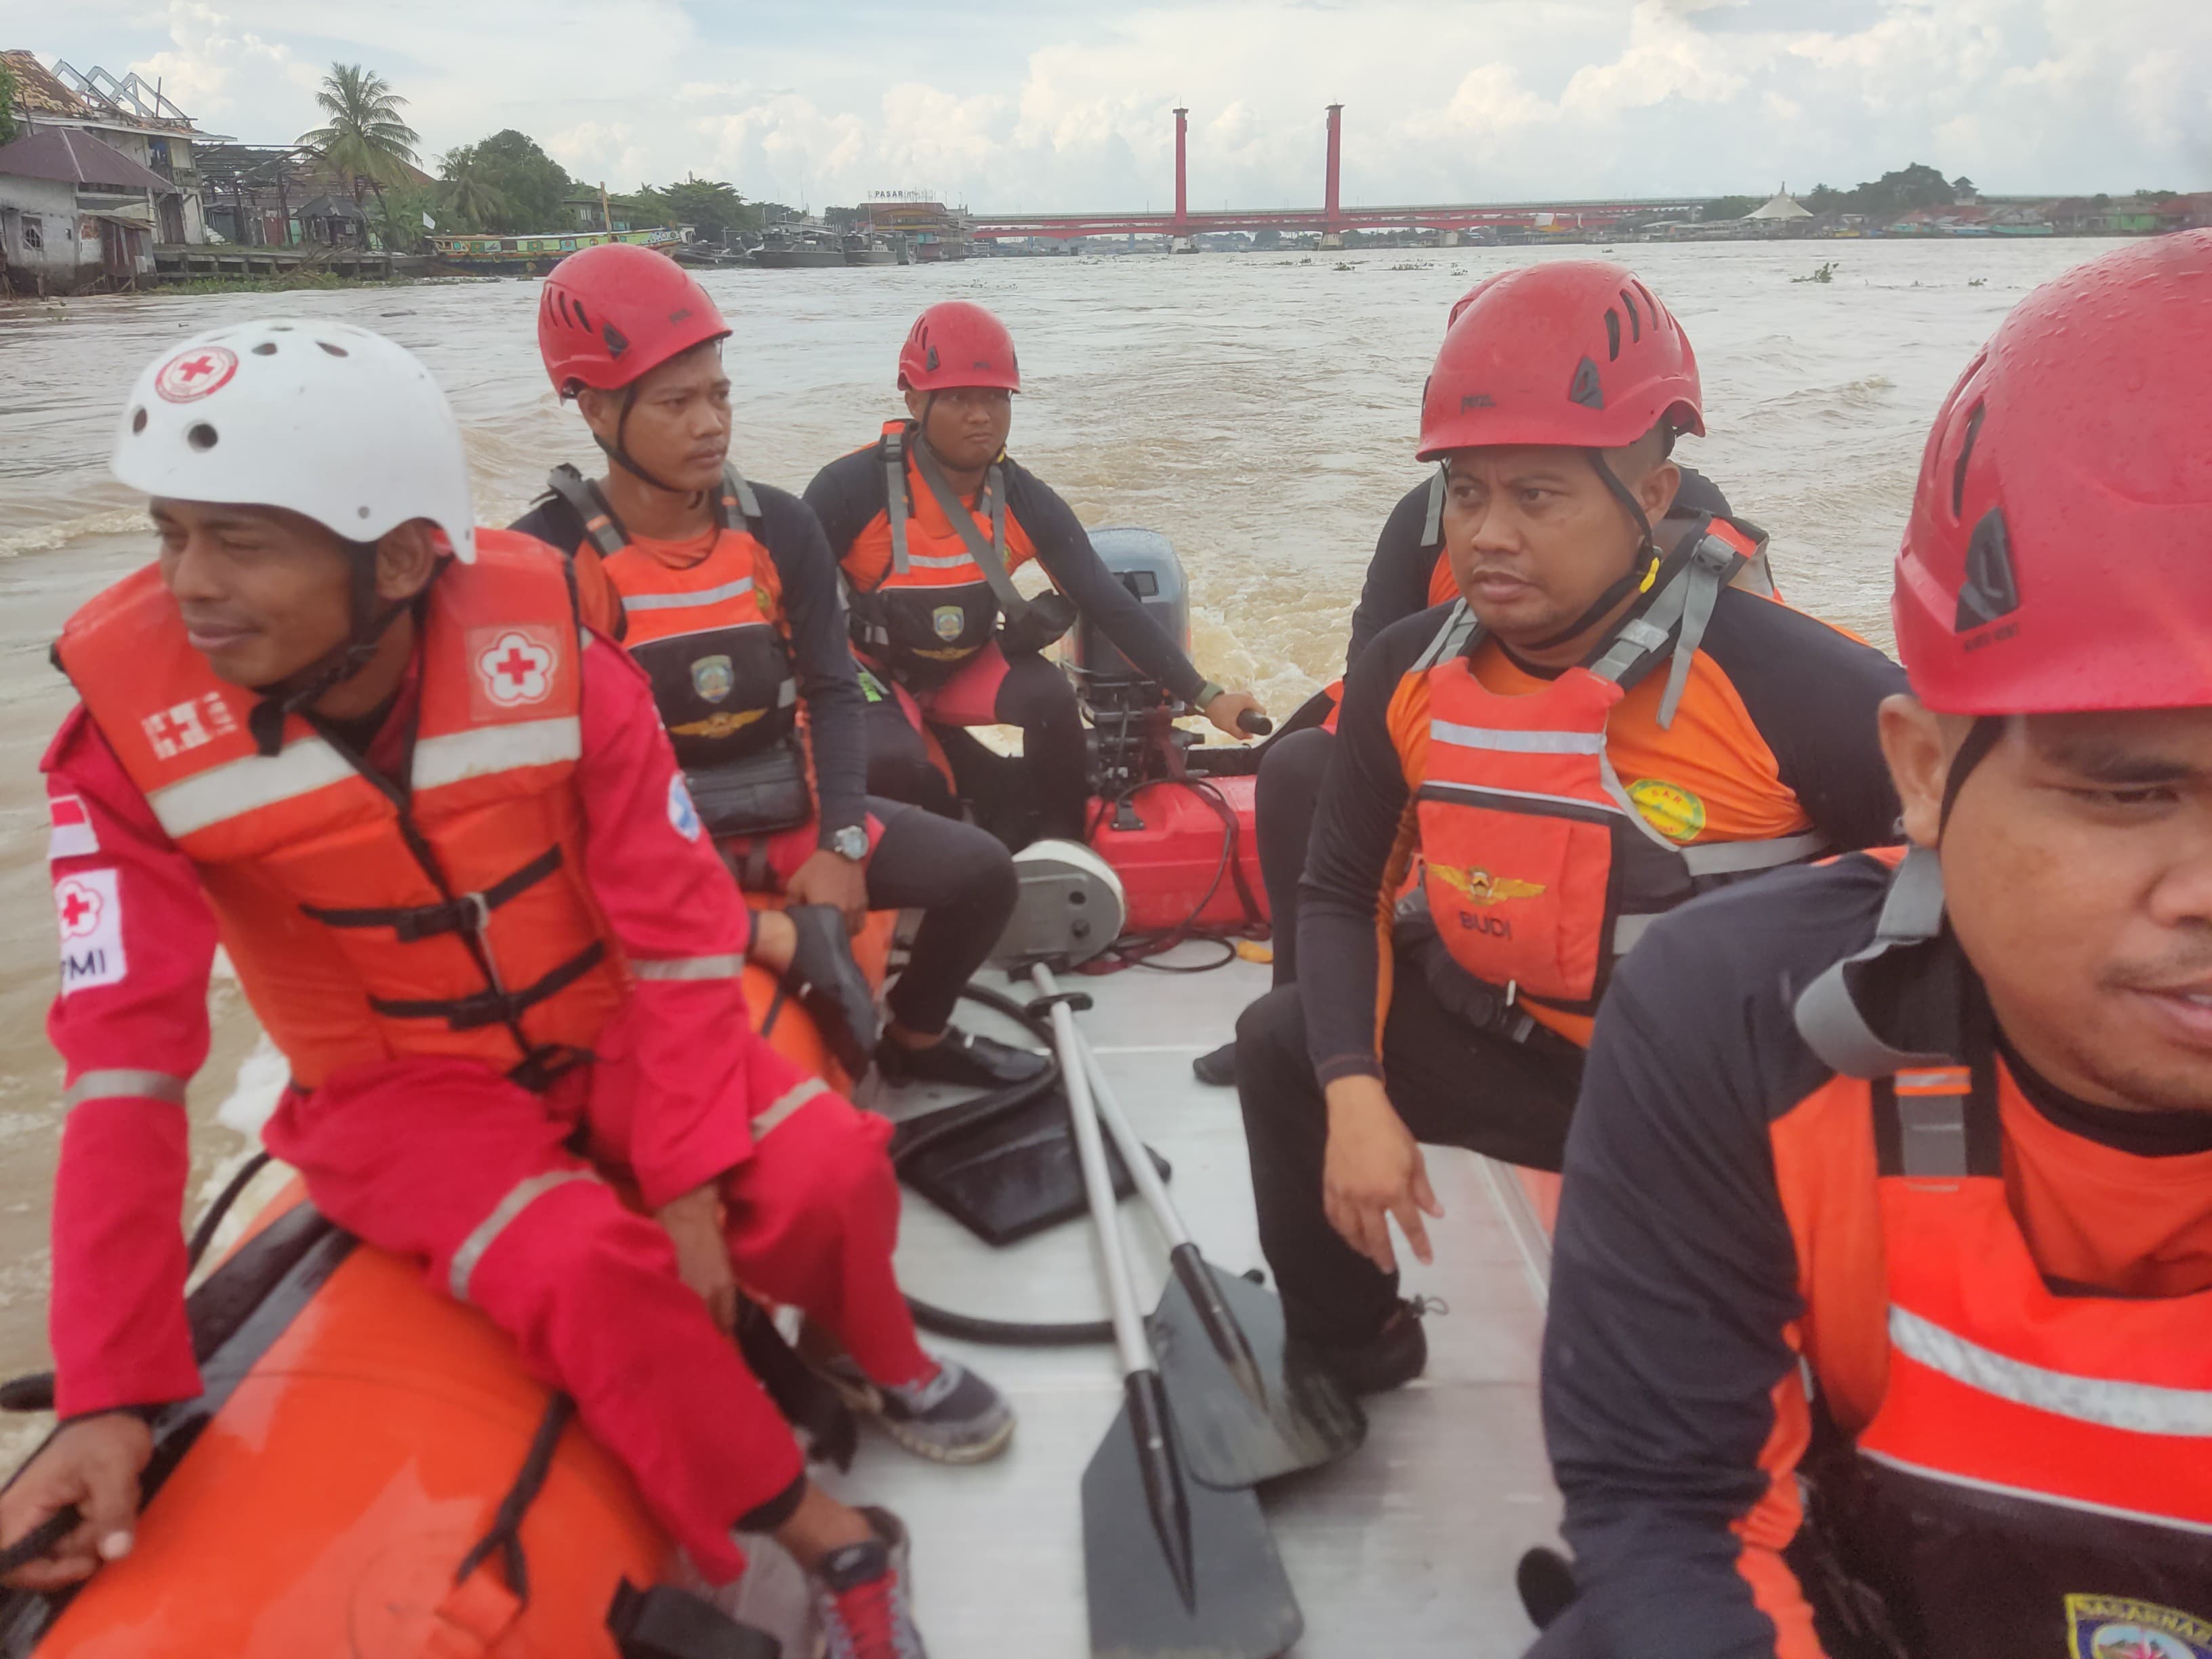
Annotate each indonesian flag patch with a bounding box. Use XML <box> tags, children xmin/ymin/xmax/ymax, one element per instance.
<box><xmin>47</xmin><ymin>794</ymin><xmax>99</xmax><ymax>861</ymax></box>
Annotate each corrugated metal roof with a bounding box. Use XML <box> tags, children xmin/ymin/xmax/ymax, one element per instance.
<box><xmin>0</xmin><ymin>127</ymin><xmax>175</xmax><ymax>192</ymax></box>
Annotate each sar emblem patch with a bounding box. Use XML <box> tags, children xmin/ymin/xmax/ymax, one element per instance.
<box><xmin>1629</xmin><ymin>778</ymin><xmax>1707</xmax><ymax>843</ymax></box>
<box><xmin>2068</xmin><ymin>1597</ymin><xmax>2212</xmax><ymax>1659</ymax></box>
<box><xmin>691</xmin><ymin>654</ymin><xmax>735</xmax><ymax>704</ymax></box>
<box><xmin>1431</xmin><ymin>864</ymin><xmax>1545</xmax><ymax>907</ymax></box>
<box><xmin>472</xmin><ymin>627</ymin><xmax>558</xmax><ymax>708</ymax></box>
<box><xmin>667</xmin><ymin>773</ymin><xmax>703</xmax><ymax>843</ymax></box>
<box><xmin>932</xmin><ymin>605</ymin><xmax>965</xmax><ymax>642</ymax></box>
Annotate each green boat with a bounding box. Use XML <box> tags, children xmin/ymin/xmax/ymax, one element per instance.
<box><xmin>428</xmin><ymin>226</ymin><xmax>686</xmax><ymax>274</ymax></box>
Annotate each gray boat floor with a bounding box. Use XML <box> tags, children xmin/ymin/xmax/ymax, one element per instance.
<box><xmin>842</xmin><ymin>950</ymin><xmax>1561</xmax><ymax>1657</ymax></box>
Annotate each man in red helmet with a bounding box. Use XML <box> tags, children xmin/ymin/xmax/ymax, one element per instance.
<box><xmin>516</xmin><ymin>245</ymin><xmax>1049</xmax><ymax>1092</ymax></box>
<box><xmin>1528</xmin><ymin>234</ymin><xmax>2212</xmax><ymax>1659</ymax></box>
<box><xmin>1236</xmin><ymin>261</ymin><xmax>1907</xmax><ymax>1394</ymax></box>
<box><xmin>804</xmin><ymin>300</ymin><xmax>1265</xmax><ymax>845</ymax></box>
<box><xmin>1187</xmin><ymin>279</ymin><xmax>1749</xmax><ymax>1088</ymax></box>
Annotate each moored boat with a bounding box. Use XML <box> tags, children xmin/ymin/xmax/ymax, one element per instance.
<box><xmin>428</xmin><ymin>226</ymin><xmax>684</xmax><ymax>276</ymax></box>
<box><xmin>842</xmin><ymin>232</ymin><xmax>900</xmax><ymax>266</ymax></box>
<box><xmin>753</xmin><ymin>226</ymin><xmax>846</xmax><ymax>269</ymax></box>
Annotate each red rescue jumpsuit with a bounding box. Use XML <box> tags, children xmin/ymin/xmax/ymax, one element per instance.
<box><xmin>42</xmin><ymin>625</ymin><xmax>930</xmax><ymax>1582</ymax></box>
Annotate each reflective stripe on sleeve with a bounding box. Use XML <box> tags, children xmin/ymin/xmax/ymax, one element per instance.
<box><xmin>62</xmin><ymin>1068</ymin><xmax>188</xmax><ymax>1108</ymax></box>
<box><xmin>752</xmin><ymin>1078</ymin><xmax>830</xmax><ymax>1139</ymax></box>
<box><xmin>632</xmin><ymin>953</ymin><xmax>747</xmax><ymax>982</ymax></box>
<box><xmin>449</xmin><ymin>1168</ymin><xmax>599</xmax><ymax>1303</ymax></box>
<box><xmin>1889</xmin><ymin>1305</ymin><xmax>2212</xmax><ymax>1437</ymax></box>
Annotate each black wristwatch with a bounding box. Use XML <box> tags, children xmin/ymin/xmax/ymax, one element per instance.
<box><xmin>826</xmin><ymin>825</ymin><xmax>869</xmax><ymax>863</ymax></box>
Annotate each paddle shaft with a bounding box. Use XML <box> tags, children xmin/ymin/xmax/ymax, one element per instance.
<box><xmin>1032</xmin><ymin>964</ymin><xmax>1154</xmax><ymax>1377</ymax></box>
<box><xmin>1072</xmin><ymin>1028</ymin><xmax>1193</xmax><ymax>1252</ymax></box>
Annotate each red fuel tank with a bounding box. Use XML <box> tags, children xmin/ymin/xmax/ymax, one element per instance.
<box><xmin>1088</xmin><ymin>775</ymin><xmax>1269</xmax><ymax>937</ymax></box>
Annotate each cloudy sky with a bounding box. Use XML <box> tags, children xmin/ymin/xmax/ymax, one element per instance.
<box><xmin>20</xmin><ymin>0</ymin><xmax>2211</xmax><ymax>211</ymax></box>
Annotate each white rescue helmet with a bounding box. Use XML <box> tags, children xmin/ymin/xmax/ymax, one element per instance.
<box><xmin>110</xmin><ymin>319</ymin><xmax>478</xmax><ymax>562</ymax></box>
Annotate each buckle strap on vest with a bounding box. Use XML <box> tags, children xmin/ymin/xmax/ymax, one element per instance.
<box><xmin>544</xmin><ymin>466</ymin><xmax>629</xmax><ymax>563</ymax></box>
<box><xmin>882</xmin><ymin>428</ymin><xmax>913</xmax><ymax>577</ymax></box>
<box><xmin>1420</xmin><ymin>465</ymin><xmax>1447</xmax><ymax>550</ymax></box>
<box><xmin>371</xmin><ymin>939</ymin><xmax>608</xmax><ymax>1031</ymax></box>
<box><xmin>719</xmin><ymin>467</ymin><xmax>765</xmax><ymax>535</ymax></box>
<box><xmin>1584</xmin><ymin>522</ymin><xmax>1746</xmax><ymax>727</ymax></box>
<box><xmin>1413</xmin><ymin>598</ymin><xmax>1480</xmax><ymax>672</ymax></box>
<box><xmin>907</xmin><ymin>439</ymin><xmax>1039</xmax><ymax>623</ymax></box>
<box><xmin>304</xmin><ymin>846</ymin><xmax>565</xmax><ymax>942</ymax></box>
<box><xmin>1795</xmin><ymin>846</ymin><xmax>1953</xmax><ymax>1078</ymax></box>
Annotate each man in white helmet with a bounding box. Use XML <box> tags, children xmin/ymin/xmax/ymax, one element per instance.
<box><xmin>0</xmin><ymin>322</ymin><xmax>994</xmax><ymax>1656</ymax></box>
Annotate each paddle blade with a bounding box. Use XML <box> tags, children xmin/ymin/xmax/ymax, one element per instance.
<box><xmin>1082</xmin><ymin>1385</ymin><xmax>1303</xmax><ymax>1659</ymax></box>
<box><xmin>1149</xmin><ymin>1257</ymin><xmax>1367</xmax><ymax>1490</ymax></box>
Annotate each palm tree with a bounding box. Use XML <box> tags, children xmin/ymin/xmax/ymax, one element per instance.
<box><xmin>436</xmin><ymin>152</ymin><xmax>510</xmax><ymax>232</ymax></box>
<box><xmin>298</xmin><ymin>64</ymin><xmax>422</xmax><ymax>219</ymax></box>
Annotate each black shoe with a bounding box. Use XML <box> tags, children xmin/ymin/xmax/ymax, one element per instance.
<box><xmin>1301</xmin><ymin>1298</ymin><xmax>1438</xmax><ymax>1396</ymax></box>
<box><xmin>785</xmin><ymin>904</ymin><xmax>880</xmax><ymax>1078</ymax></box>
<box><xmin>878</xmin><ymin>1026</ymin><xmax>1050</xmax><ymax>1089</ymax></box>
<box><xmin>1191</xmin><ymin>1039</ymin><xmax>1237</xmax><ymax>1086</ymax></box>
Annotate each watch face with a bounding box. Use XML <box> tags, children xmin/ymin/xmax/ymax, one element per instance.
<box><xmin>834</xmin><ymin>827</ymin><xmax>869</xmax><ymax>860</ymax></box>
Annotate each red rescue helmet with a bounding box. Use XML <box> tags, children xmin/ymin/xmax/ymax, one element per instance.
<box><xmin>899</xmin><ymin>301</ymin><xmax>1020</xmax><ymax>394</ymax></box>
<box><xmin>538</xmin><ymin>243</ymin><xmax>730</xmax><ymax>398</ymax></box>
<box><xmin>1893</xmin><ymin>230</ymin><xmax>2212</xmax><ymax>716</ymax></box>
<box><xmin>1417</xmin><ymin>261</ymin><xmax>1704</xmax><ymax>460</ymax></box>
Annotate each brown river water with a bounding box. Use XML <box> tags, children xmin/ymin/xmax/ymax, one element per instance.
<box><xmin>0</xmin><ymin>237</ymin><xmax>2114</xmax><ymax>1404</ymax></box>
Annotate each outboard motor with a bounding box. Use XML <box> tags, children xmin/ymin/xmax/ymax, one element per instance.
<box><xmin>1071</xmin><ymin>529</ymin><xmax>1205</xmax><ymax>806</ymax></box>
<box><xmin>1074</xmin><ymin>528</ymin><xmax>1191</xmax><ymax>684</ymax></box>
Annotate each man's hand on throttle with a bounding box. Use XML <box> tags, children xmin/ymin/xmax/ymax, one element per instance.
<box><xmin>1321</xmin><ymin>1077</ymin><xmax>1443</xmax><ymax>1273</ymax></box>
<box><xmin>1201</xmin><ymin>689</ymin><xmax>1269</xmax><ymax>740</ymax></box>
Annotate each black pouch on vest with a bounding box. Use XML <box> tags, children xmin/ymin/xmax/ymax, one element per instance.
<box><xmin>996</xmin><ymin>590</ymin><xmax>1078</xmax><ymax>657</ymax></box>
<box><xmin>687</xmin><ymin>738</ymin><xmax>813</xmax><ymax>839</ymax></box>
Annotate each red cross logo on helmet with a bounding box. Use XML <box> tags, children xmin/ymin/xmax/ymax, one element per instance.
<box><xmin>154</xmin><ymin>344</ymin><xmax>240</xmax><ymax>404</ymax></box>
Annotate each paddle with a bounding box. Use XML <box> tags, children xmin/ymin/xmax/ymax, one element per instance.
<box><xmin>1068</xmin><ymin>1026</ymin><xmax>1366</xmax><ymax>1490</ymax></box>
<box><xmin>1031</xmin><ymin>965</ymin><xmax>1303</xmax><ymax>1659</ymax></box>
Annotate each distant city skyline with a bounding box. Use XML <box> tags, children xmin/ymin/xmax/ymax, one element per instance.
<box><xmin>18</xmin><ymin>0</ymin><xmax>2211</xmax><ymax>211</ymax></box>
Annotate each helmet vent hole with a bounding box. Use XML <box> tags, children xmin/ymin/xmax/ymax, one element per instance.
<box><xmin>574</xmin><ymin>299</ymin><xmax>591</xmax><ymax>332</ymax></box>
<box><xmin>1950</xmin><ymin>403</ymin><xmax>1986</xmax><ymax>518</ymax></box>
<box><xmin>131</xmin><ymin>407</ymin><xmax>148</xmax><ymax>434</ymax></box>
<box><xmin>1954</xmin><ymin>507</ymin><xmax>2020</xmax><ymax>631</ymax></box>
<box><xmin>1618</xmin><ymin>289</ymin><xmax>1642</xmax><ymax>342</ymax></box>
<box><xmin>252</xmin><ymin>341</ymin><xmax>278</xmax><ymax>356</ymax></box>
<box><xmin>1569</xmin><ymin>356</ymin><xmax>1605</xmax><ymax>410</ymax></box>
<box><xmin>1633</xmin><ymin>280</ymin><xmax>1657</xmax><ymax>319</ymax></box>
<box><xmin>186</xmin><ymin>422</ymin><xmax>219</xmax><ymax>452</ymax></box>
<box><xmin>316</xmin><ymin>340</ymin><xmax>348</xmax><ymax>357</ymax></box>
<box><xmin>1604</xmin><ymin>309</ymin><xmax>1622</xmax><ymax>361</ymax></box>
<box><xmin>270</xmin><ymin>323</ymin><xmax>293</xmax><ymax>332</ymax></box>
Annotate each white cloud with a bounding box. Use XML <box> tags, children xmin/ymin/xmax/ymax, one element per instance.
<box><xmin>37</xmin><ymin>0</ymin><xmax>2209</xmax><ymax>208</ymax></box>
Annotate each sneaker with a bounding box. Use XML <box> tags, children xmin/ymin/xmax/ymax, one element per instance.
<box><xmin>1191</xmin><ymin>1038</ymin><xmax>1237</xmax><ymax>1086</ymax></box>
<box><xmin>877</xmin><ymin>1026</ymin><xmax>1049</xmax><ymax>1090</ymax></box>
<box><xmin>811</xmin><ymin>1507</ymin><xmax>926</xmax><ymax>1659</ymax></box>
<box><xmin>1301</xmin><ymin>1297</ymin><xmax>1441</xmax><ymax>1396</ymax></box>
<box><xmin>821</xmin><ymin>1353</ymin><xmax>1016</xmax><ymax>1464</ymax></box>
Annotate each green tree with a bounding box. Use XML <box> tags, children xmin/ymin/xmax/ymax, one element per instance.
<box><xmin>636</xmin><ymin>176</ymin><xmax>750</xmax><ymax>241</ymax></box>
<box><xmin>0</xmin><ymin>60</ymin><xmax>20</xmax><ymax>146</ymax></box>
<box><xmin>439</xmin><ymin>130</ymin><xmax>571</xmax><ymax>232</ymax></box>
<box><xmin>298</xmin><ymin>64</ymin><xmax>422</xmax><ymax>215</ymax></box>
<box><xmin>434</xmin><ymin>151</ymin><xmax>510</xmax><ymax>231</ymax></box>
<box><xmin>1702</xmin><ymin>194</ymin><xmax>1763</xmax><ymax>220</ymax></box>
<box><xmin>370</xmin><ymin>183</ymin><xmax>438</xmax><ymax>251</ymax></box>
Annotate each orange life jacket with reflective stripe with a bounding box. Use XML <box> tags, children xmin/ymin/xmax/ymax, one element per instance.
<box><xmin>840</xmin><ymin>420</ymin><xmax>1052</xmax><ymax>682</ymax></box>
<box><xmin>549</xmin><ymin>467</ymin><xmax>799</xmax><ymax>770</ymax></box>
<box><xmin>1790</xmin><ymin>855</ymin><xmax>2212</xmax><ymax>1654</ymax></box>
<box><xmin>1406</xmin><ymin>519</ymin><xmax>1824</xmax><ymax>1020</ymax></box>
<box><xmin>54</xmin><ymin>531</ymin><xmax>630</xmax><ymax>1090</ymax></box>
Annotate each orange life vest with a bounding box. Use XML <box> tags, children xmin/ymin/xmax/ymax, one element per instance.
<box><xmin>546</xmin><ymin>466</ymin><xmax>798</xmax><ymax>770</ymax></box>
<box><xmin>1793</xmin><ymin>852</ymin><xmax>2212</xmax><ymax>1655</ymax></box>
<box><xmin>1407</xmin><ymin>519</ymin><xmax>1824</xmax><ymax>1019</ymax></box>
<box><xmin>54</xmin><ymin>531</ymin><xmax>630</xmax><ymax>1090</ymax></box>
<box><xmin>840</xmin><ymin>421</ymin><xmax>1069</xmax><ymax>682</ymax></box>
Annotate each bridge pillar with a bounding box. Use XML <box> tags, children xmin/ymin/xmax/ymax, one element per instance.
<box><xmin>1441</xmin><ymin>228</ymin><xmax>1460</xmax><ymax>247</ymax></box>
<box><xmin>1173</xmin><ymin>106</ymin><xmax>1189</xmax><ymax>238</ymax></box>
<box><xmin>1319</xmin><ymin>232</ymin><xmax>1345</xmax><ymax>250</ymax></box>
<box><xmin>1324</xmin><ymin>103</ymin><xmax>1343</xmax><ymax>237</ymax></box>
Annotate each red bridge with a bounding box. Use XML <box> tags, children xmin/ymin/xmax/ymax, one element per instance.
<box><xmin>970</xmin><ymin>105</ymin><xmax>1703</xmax><ymax>244</ymax></box>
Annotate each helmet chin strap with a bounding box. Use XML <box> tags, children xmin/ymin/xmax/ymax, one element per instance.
<box><xmin>248</xmin><ymin>544</ymin><xmax>418</xmax><ymax>758</ymax></box>
<box><xmin>594</xmin><ymin>382</ymin><xmax>709</xmax><ymax>504</ymax></box>
<box><xmin>1521</xmin><ymin>449</ymin><xmax>1662</xmax><ymax>654</ymax></box>
<box><xmin>1938</xmin><ymin>714</ymin><xmax>2008</xmax><ymax>838</ymax></box>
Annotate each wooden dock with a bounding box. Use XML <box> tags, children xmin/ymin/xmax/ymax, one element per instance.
<box><xmin>151</xmin><ymin>244</ymin><xmax>433</xmax><ymax>283</ymax></box>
